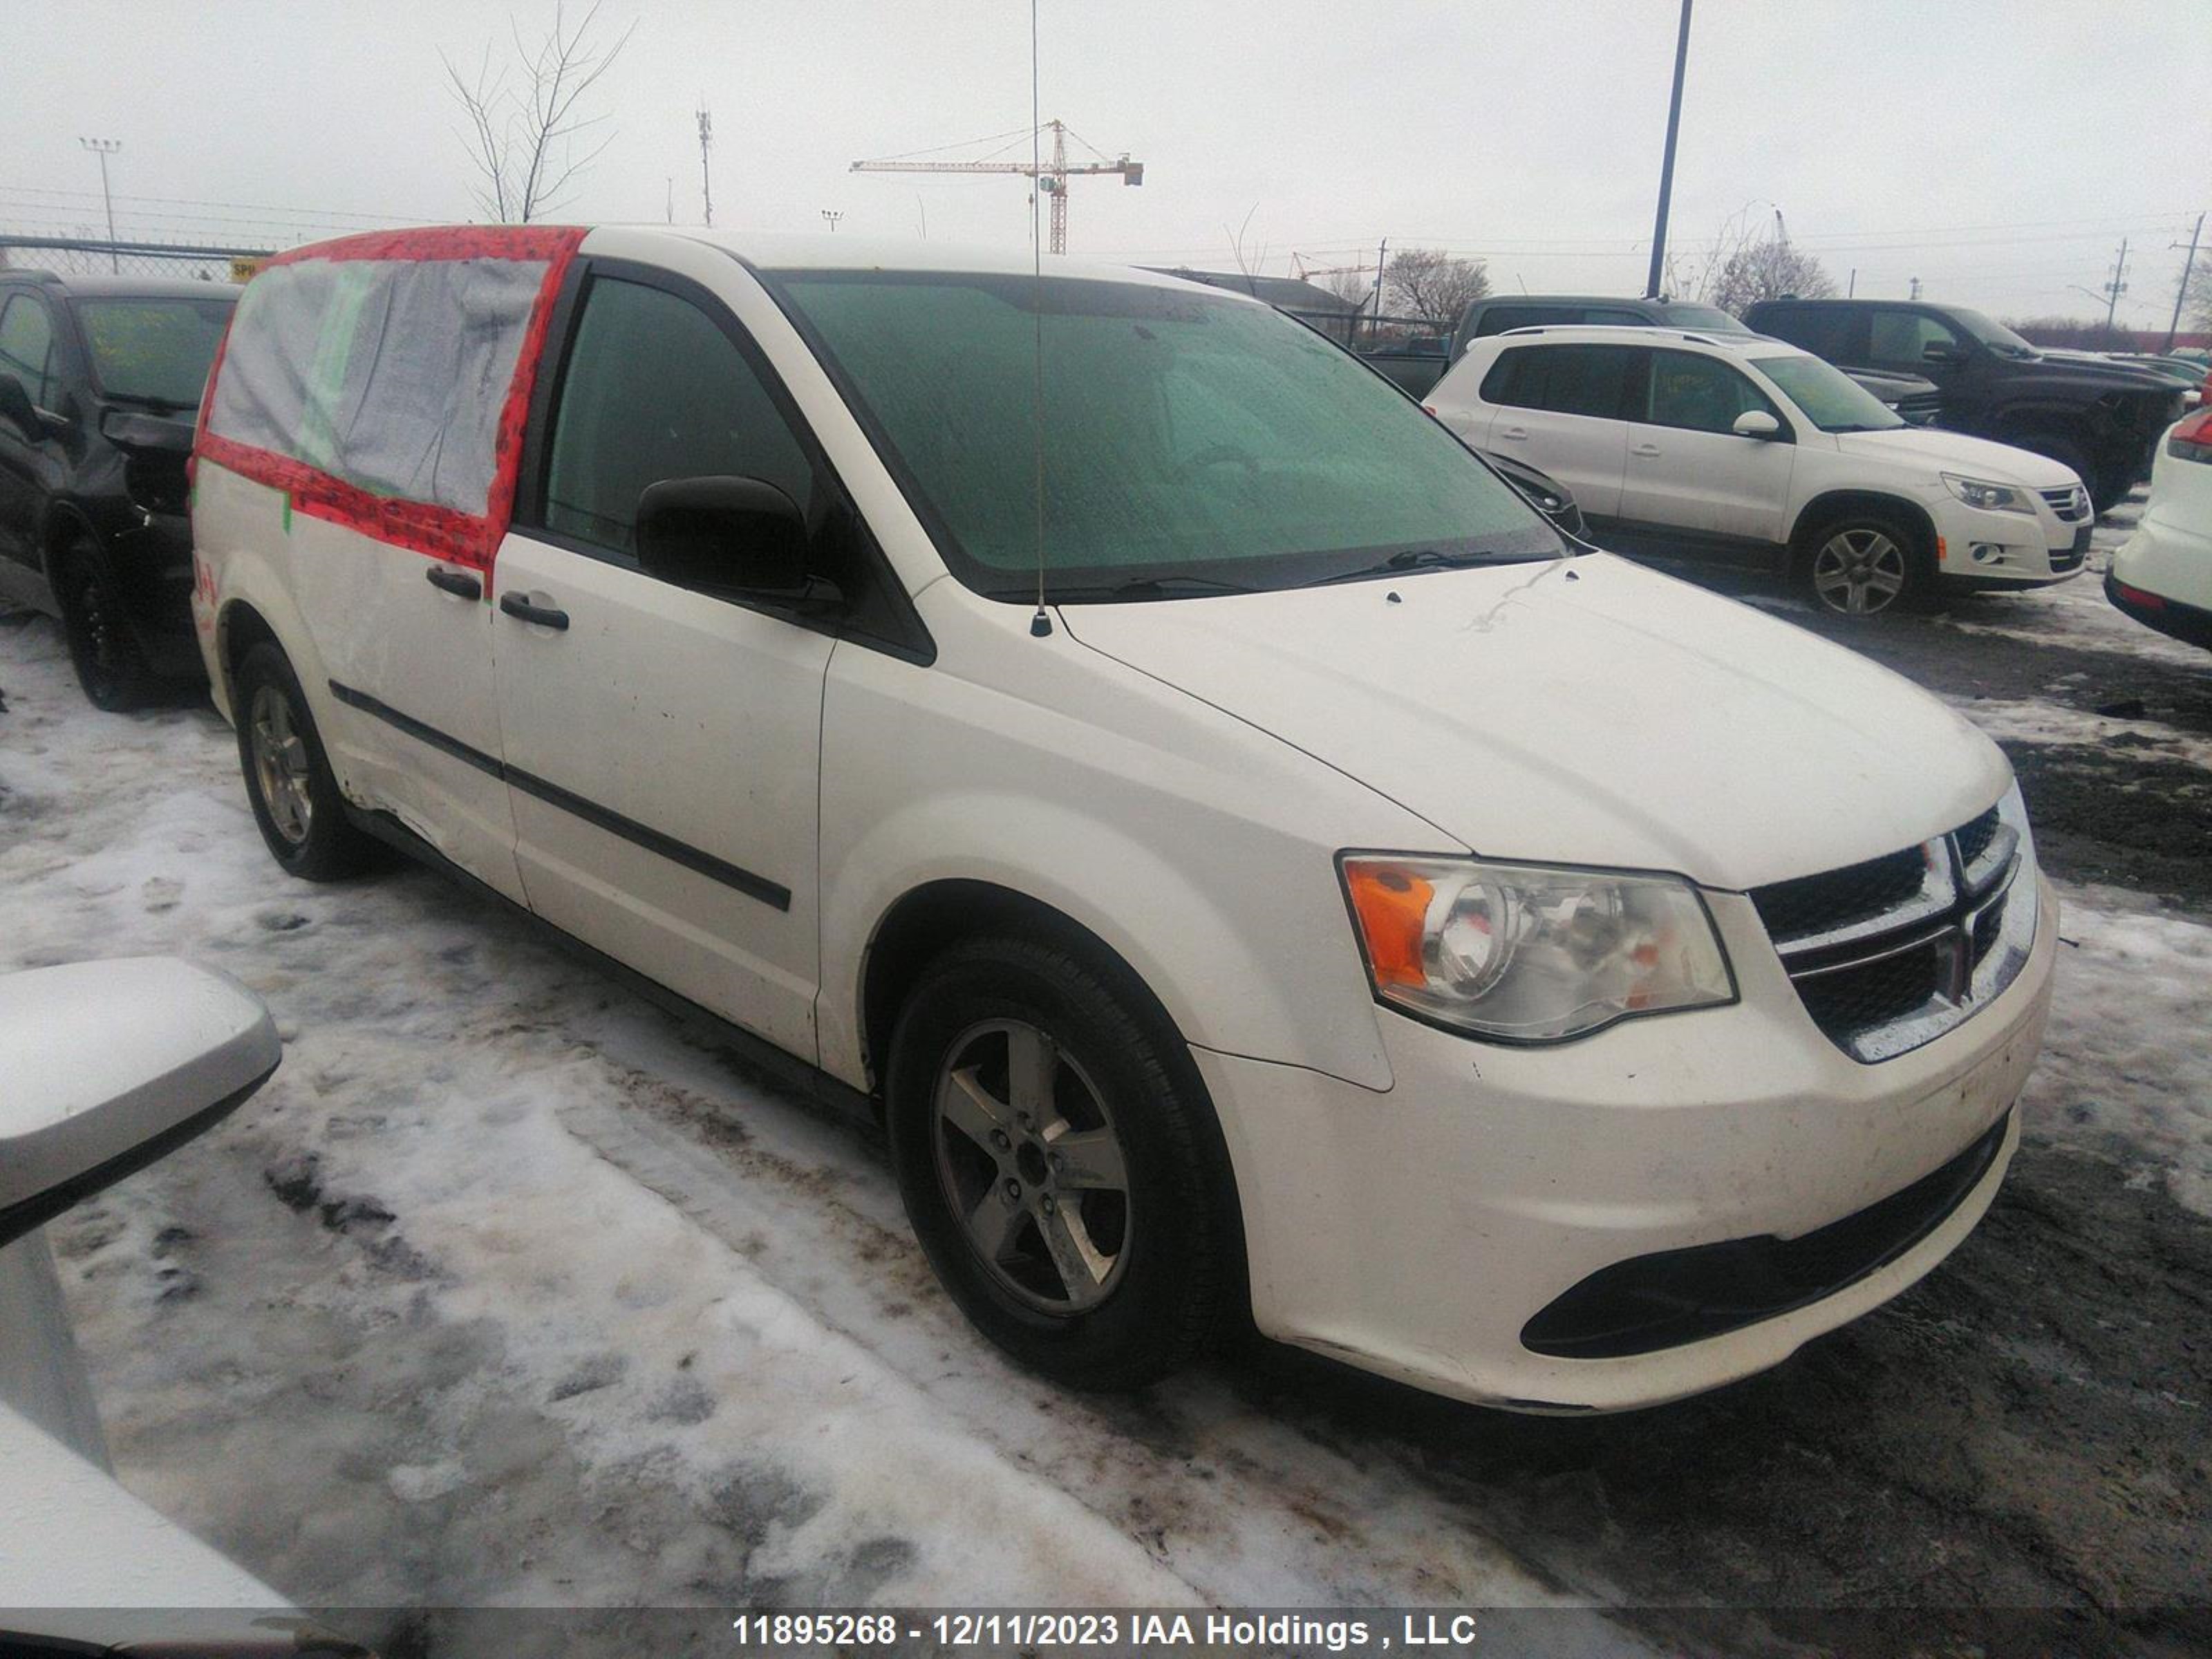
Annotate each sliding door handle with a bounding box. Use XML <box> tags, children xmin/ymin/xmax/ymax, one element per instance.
<box><xmin>425</xmin><ymin>565</ymin><xmax>481</xmax><ymax>601</ymax></box>
<box><xmin>499</xmin><ymin>592</ymin><xmax>570</xmax><ymax>630</ymax></box>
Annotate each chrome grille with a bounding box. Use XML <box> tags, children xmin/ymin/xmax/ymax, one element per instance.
<box><xmin>2038</xmin><ymin>484</ymin><xmax>2090</xmax><ymax>524</ymax></box>
<box><xmin>1752</xmin><ymin>799</ymin><xmax>2036</xmax><ymax>1064</ymax></box>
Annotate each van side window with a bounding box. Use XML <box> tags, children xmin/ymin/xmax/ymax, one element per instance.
<box><xmin>1480</xmin><ymin>344</ymin><xmax>1635</xmax><ymax>419</ymax></box>
<box><xmin>1642</xmin><ymin>349</ymin><xmax>1783</xmax><ymax>435</ymax></box>
<box><xmin>0</xmin><ymin>295</ymin><xmax>57</xmax><ymax>409</ymax></box>
<box><xmin>543</xmin><ymin>277</ymin><xmax>814</xmax><ymax>558</ymax></box>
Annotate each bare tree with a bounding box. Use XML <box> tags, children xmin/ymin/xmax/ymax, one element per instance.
<box><xmin>1663</xmin><ymin>203</ymin><xmax>1765</xmax><ymax>306</ymax></box>
<box><xmin>1711</xmin><ymin>239</ymin><xmax>1837</xmax><ymax>317</ymax></box>
<box><xmin>1320</xmin><ymin>265</ymin><xmax>1375</xmax><ymax>308</ymax></box>
<box><xmin>2183</xmin><ymin>261</ymin><xmax>2212</xmax><ymax>335</ymax></box>
<box><xmin>444</xmin><ymin>2</ymin><xmax>635</xmax><ymax>224</ymax></box>
<box><xmin>1382</xmin><ymin>247</ymin><xmax>1490</xmax><ymax>324</ymax></box>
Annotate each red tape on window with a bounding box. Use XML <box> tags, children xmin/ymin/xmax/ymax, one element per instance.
<box><xmin>195</xmin><ymin>225</ymin><xmax>587</xmax><ymax>578</ymax></box>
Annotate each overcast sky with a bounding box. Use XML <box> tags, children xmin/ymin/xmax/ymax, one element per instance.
<box><xmin>4</xmin><ymin>0</ymin><xmax>2206</xmax><ymax>322</ymax></box>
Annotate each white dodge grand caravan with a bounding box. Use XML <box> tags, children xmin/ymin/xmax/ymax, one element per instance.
<box><xmin>189</xmin><ymin>226</ymin><xmax>2055</xmax><ymax>1412</ymax></box>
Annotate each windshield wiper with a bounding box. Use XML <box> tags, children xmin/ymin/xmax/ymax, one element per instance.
<box><xmin>993</xmin><ymin>574</ymin><xmax>1264</xmax><ymax>602</ymax></box>
<box><xmin>1305</xmin><ymin>548</ymin><xmax>1524</xmax><ymax>586</ymax></box>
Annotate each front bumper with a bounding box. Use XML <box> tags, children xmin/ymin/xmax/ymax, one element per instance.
<box><xmin>1197</xmin><ymin>876</ymin><xmax>2056</xmax><ymax>1412</ymax></box>
<box><xmin>1928</xmin><ymin>494</ymin><xmax>2090</xmax><ymax>587</ymax></box>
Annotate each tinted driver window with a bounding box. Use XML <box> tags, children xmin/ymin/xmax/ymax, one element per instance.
<box><xmin>1868</xmin><ymin>310</ymin><xmax>1962</xmax><ymax>368</ymax></box>
<box><xmin>1483</xmin><ymin>344</ymin><xmax>1633</xmax><ymax>418</ymax></box>
<box><xmin>543</xmin><ymin>276</ymin><xmax>813</xmax><ymax>558</ymax></box>
<box><xmin>0</xmin><ymin>296</ymin><xmax>57</xmax><ymax>409</ymax></box>
<box><xmin>1643</xmin><ymin>350</ymin><xmax>1781</xmax><ymax>434</ymax></box>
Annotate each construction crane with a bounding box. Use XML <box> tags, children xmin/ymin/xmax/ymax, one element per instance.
<box><xmin>850</xmin><ymin>120</ymin><xmax>1143</xmax><ymax>255</ymax></box>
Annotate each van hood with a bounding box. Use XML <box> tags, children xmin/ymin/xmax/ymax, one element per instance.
<box><xmin>1830</xmin><ymin>425</ymin><xmax>2081</xmax><ymax>487</ymax></box>
<box><xmin>1056</xmin><ymin>554</ymin><xmax>2009</xmax><ymax>892</ymax></box>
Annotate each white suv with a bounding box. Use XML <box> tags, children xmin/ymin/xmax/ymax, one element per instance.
<box><xmin>1428</xmin><ymin>326</ymin><xmax>2093</xmax><ymax>615</ymax></box>
<box><xmin>190</xmin><ymin>227</ymin><xmax>2055</xmax><ymax>1412</ymax></box>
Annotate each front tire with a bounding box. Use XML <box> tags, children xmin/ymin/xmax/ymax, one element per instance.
<box><xmin>53</xmin><ymin>539</ymin><xmax>156</xmax><ymax>711</ymax></box>
<box><xmin>233</xmin><ymin>642</ymin><xmax>379</xmax><ymax>881</ymax></box>
<box><xmin>885</xmin><ymin>935</ymin><xmax>1234</xmax><ymax>1390</ymax></box>
<box><xmin>1799</xmin><ymin>512</ymin><xmax>1927</xmax><ymax>617</ymax></box>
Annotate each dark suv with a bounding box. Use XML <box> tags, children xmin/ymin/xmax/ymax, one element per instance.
<box><xmin>1743</xmin><ymin>298</ymin><xmax>2185</xmax><ymax>512</ymax></box>
<box><xmin>0</xmin><ymin>272</ymin><xmax>236</xmax><ymax>708</ymax></box>
<box><xmin>1448</xmin><ymin>294</ymin><xmax>1754</xmax><ymax>361</ymax></box>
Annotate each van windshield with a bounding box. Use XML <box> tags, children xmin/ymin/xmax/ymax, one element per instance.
<box><xmin>762</xmin><ymin>270</ymin><xmax>1557</xmax><ymax>599</ymax></box>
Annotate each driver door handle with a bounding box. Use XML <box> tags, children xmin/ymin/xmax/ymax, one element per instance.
<box><xmin>1631</xmin><ymin>442</ymin><xmax>1662</xmax><ymax>457</ymax></box>
<box><xmin>424</xmin><ymin>565</ymin><xmax>481</xmax><ymax>601</ymax></box>
<box><xmin>499</xmin><ymin>591</ymin><xmax>570</xmax><ymax>631</ymax></box>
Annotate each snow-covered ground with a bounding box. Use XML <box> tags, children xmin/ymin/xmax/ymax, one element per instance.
<box><xmin>3</xmin><ymin>492</ymin><xmax>2208</xmax><ymax>1650</ymax></box>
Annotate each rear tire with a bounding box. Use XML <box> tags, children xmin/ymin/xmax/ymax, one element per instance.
<box><xmin>1797</xmin><ymin>510</ymin><xmax>1929</xmax><ymax>618</ymax></box>
<box><xmin>885</xmin><ymin>934</ymin><xmax>1233</xmax><ymax>1391</ymax></box>
<box><xmin>53</xmin><ymin>538</ymin><xmax>156</xmax><ymax>711</ymax></box>
<box><xmin>233</xmin><ymin>641</ymin><xmax>379</xmax><ymax>881</ymax></box>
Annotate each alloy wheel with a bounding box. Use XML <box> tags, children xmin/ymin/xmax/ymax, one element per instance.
<box><xmin>931</xmin><ymin>1018</ymin><xmax>1133</xmax><ymax>1314</ymax></box>
<box><xmin>1811</xmin><ymin>527</ymin><xmax>1909</xmax><ymax>616</ymax></box>
<box><xmin>249</xmin><ymin>684</ymin><xmax>315</xmax><ymax>846</ymax></box>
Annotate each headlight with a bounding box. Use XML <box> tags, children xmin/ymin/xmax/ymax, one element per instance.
<box><xmin>1339</xmin><ymin>854</ymin><xmax>1734</xmax><ymax>1042</ymax></box>
<box><xmin>1941</xmin><ymin>473</ymin><xmax>2033</xmax><ymax>513</ymax></box>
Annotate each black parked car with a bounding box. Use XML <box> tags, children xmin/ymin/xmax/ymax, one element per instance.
<box><xmin>1743</xmin><ymin>297</ymin><xmax>2185</xmax><ymax>513</ymax></box>
<box><xmin>0</xmin><ymin>273</ymin><xmax>236</xmax><ymax>708</ymax></box>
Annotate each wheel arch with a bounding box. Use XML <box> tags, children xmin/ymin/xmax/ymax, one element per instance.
<box><xmin>860</xmin><ymin>876</ymin><xmax>1250</xmax><ymax>1318</ymax></box>
<box><xmin>1787</xmin><ymin>489</ymin><xmax>1940</xmax><ymax>570</ymax></box>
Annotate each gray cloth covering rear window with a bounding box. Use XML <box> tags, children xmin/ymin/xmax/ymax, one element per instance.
<box><xmin>207</xmin><ymin>257</ymin><xmax>550</xmax><ymax>514</ymax></box>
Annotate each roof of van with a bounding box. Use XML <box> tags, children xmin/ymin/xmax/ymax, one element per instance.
<box><xmin>591</xmin><ymin>226</ymin><xmax>1245</xmax><ymax>292</ymax></box>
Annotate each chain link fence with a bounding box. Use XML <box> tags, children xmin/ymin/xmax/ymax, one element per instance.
<box><xmin>0</xmin><ymin>235</ymin><xmax>272</xmax><ymax>283</ymax></box>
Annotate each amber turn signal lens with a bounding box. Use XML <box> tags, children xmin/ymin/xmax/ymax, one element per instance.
<box><xmin>1344</xmin><ymin>863</ymin><xmax>1433</xmax><ymax>988</ymax></box>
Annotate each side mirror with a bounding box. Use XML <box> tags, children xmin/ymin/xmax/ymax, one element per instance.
<box><xmin>0</xmin><ymin>959</ymin><xmax>280</xmax><ymax>1251</ymax></box>
<box><xmin>0</xmin><ymin>376</ymin><xmax>48</xmax><ymax>440</ymax></box>
<box><xmin>637</xmin><ymin>476</ymin><xmax>810</xmax><ymax>597</ymax></box>
<box><xmin>1732</xmin><ymin>409</ymin><xmax>1782</xmax><ymax>440</ymax></box>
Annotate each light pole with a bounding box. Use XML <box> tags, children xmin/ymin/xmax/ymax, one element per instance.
<box><xmin>78</xmin><ymin>138</ymin><xmax>121</xmax><ymax>272</ymax></box>
<box><xmin>1643</xmin><ymin>0</ymin><xmax>1693</xmax><ymax>299</ymax></box>
<box><xmin>820</xmin><ymin>209</ymin><xmax>844</xmax><ymax>234</ymax></box>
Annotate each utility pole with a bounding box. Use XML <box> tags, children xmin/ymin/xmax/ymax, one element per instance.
<box><xmin>1371</xmin><ymin>236</ymin><xmax>1389</xmax><ymax>349</ymax></box>
<box><xmin>1909</xmin><ymin>276</ymin><xmax>1922</xmax><ymax>301</ymax></box>
<box><xmin>1643</xmin><ymin>0</ymin><xmax>1694</xmax><ymax>299</ymax></box>
<box><xmin>820</xmin><ymin>209</ymin><xmax>843</xmax><ymax>234</ymax></box>
<box><xmin>2164</xmin><ymin>213</ymin><xmax>2202</xmax><ymax>353</ymax></box>
<box><xmin>696</xmin><ymin>104</ymin><xmax>714</xmax><ymax>228</ymax></box>
<box><xmin>78</xmin><ymin>138</ymin><xmax>121</xmax><ymax>272</ymax></box>
<box><xmin>664</xmin><ymin>177</ymin><xmax>674</xmax><ymax>225</ymax></box>
<box><xmin>2103</xmin><ymin>236</ymin><xmax>2130</xmax><ymax>341</ymax></box>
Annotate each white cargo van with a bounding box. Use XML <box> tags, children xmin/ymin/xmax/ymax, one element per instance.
<box><xmin>190</xmin><ymin>225</ymin><xmax>2055</xmax><ymax>1411</ymax></box>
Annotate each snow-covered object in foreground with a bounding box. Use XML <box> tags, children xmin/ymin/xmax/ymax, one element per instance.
<box><xmin>187</xmin><ymin>226</ymin><xmax>2056</xmax><ymax>1412</ymax></box>
<box><xmin>2109</xmin><ymin>409</ymin><xmax>2212</xmax><ymax>650</ymax></box>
